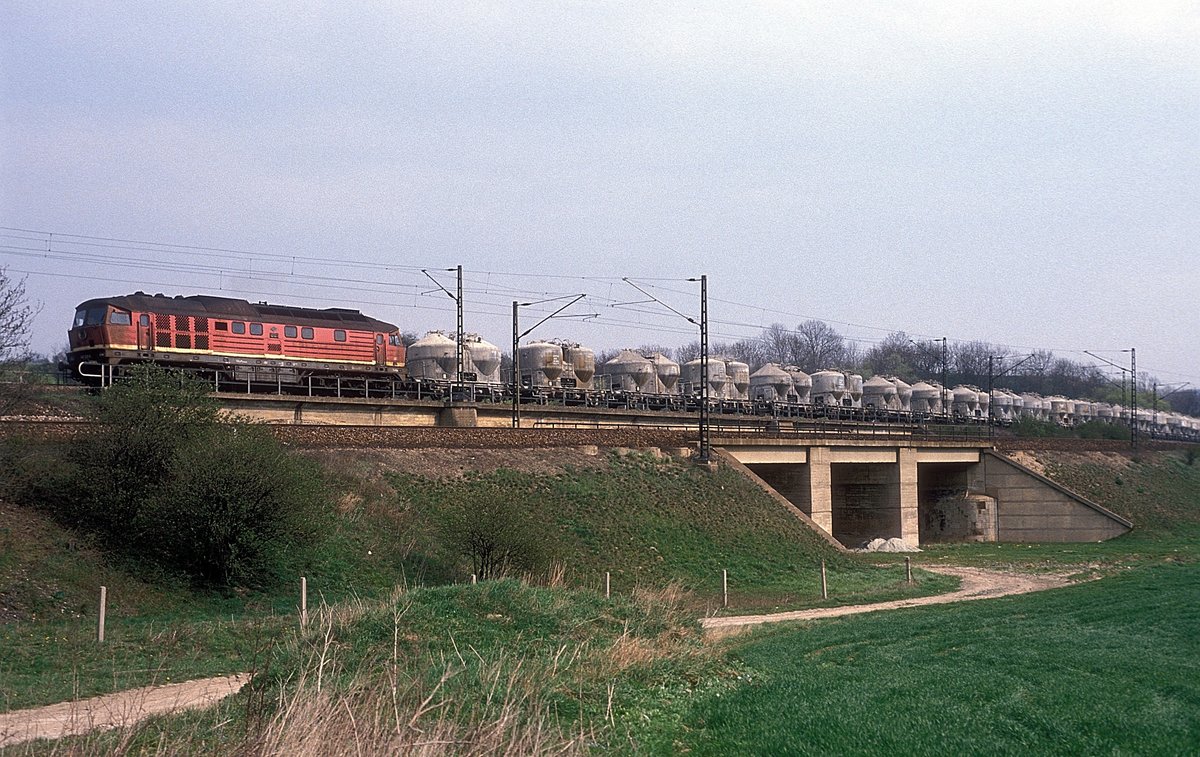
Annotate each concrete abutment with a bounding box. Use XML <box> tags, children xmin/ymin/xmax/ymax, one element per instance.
<box><xmin>724</xmin><ymin>440</ymin><xmax>1131</xmax><ymax>548</ymax></box>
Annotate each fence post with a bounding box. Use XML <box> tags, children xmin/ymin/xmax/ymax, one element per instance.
<box><xmin>471</xmin><ymin>573</ymin><xmax>477</xmax><ymax>585</ymax></box>
<box><xmin>300</xmin><ymin>576</ymin><xmax>308</xmax><ymax>629</ymax></box>
<box><xmin>722</xmin><ymin>569</ymin><xmax>728</xmax><ymax>608</ymax></box>
<box><xmin>820</xmin><ymin>560</ymin><xmax>828</xmax><ymax>600</ymax></box>
<box><xmin>605</xmin><ymin>571</ymin><xmax>611</xmax><ymax>599</ymax></box>
<box><xmin>97</xmin><ymin>586</ymin><xmax>107</xmax><ymax>643</ymax></box>
<box><xmin>905</xmin><ymin>557</ymin><xmax>913</xmax><ymax>585</ymax></box>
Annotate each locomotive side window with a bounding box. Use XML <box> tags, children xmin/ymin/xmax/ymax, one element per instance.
<box><xmin>302</xmin><ymin>327</ymin><xmax>314</xmax><ymax>339</ymax></box>
<box><xmin>375</xmin><ymin>334</ymin><xmax>383</xmax><ymax>345</ymax></box>
<box><xmin>250</xmin><ymin>323</ymin><xmax>264</xmax><ymax>336</ymax></box>
<box><xmin>109</xmin><ymin>311</ymin><xmax>132</xmax><ymax>325</ymax></box>
<box><xmin>215</xmin><ymin>322</ymin><xmax>228</xmax><ymax>331</ymax></box>
<box><xmin>139</xmin><ymin>314</ymin><xmax>150</xmax><ymax>326</ymax></box>
<box><xmin>285</xmin><ymin>325</ymin><xmax>297</xmax><ymax>338</ymax></box>
<box><xmin>232</xmin><ymin>322</ymin><xmax>246</xmax><ymax>334</ymax></box>
<box><xmin>334</xmin><ymin>330</ymin><xmax>347</xmax><ymax>342</ymax></box>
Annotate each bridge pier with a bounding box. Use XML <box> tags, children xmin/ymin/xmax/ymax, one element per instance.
<box><xmin>899</xmin><ymin>448</ymin><xmax>920</xmax><ymax>545</ymax></box>
<box><xmin>808</xmin><ymin>447</ymin><xmax>833</xmax><ymax>535</ymax></box>
<box><xmin>728</xmin><ymin>438</ymin><xmax>1130</xmax><ymax>548</ymax></box>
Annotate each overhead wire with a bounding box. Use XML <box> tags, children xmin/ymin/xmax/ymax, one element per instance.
<box><xmin>5</xmin><ymin>225</ymin><xmax>1191</xmax><ymax>379</ymax></box>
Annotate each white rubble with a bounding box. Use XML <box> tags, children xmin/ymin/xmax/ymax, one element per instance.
<box><xmin>855</xmin><ymin>537</ymin><xmax>921</xmax><ymax>553</ymax></box>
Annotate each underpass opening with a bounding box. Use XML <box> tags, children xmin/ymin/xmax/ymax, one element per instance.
<box><xmin>746</xmin><ymin>464</ymin><xmax>811</xmax><ymax>517</ymax></box>
<box><xmin>830</xmin><ymin>463</ymin><xmax>900</xmax><ymax>547</ymax></box>
<box><xmin>918</xmin><ymin>462</ymin><xmax>995</xmax><ymax>543</ymax></box>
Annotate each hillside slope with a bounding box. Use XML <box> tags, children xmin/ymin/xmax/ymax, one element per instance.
<box><xmin>312</xmin><ymin>447</ymin><xmax>942</xmax><ymax>612</ymax></box>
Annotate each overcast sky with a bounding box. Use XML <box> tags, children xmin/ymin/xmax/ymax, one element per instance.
<box><xmin>2</xmin><ymin>2</ymin><xmax>1197</xmax><ymax>383</ymax></box>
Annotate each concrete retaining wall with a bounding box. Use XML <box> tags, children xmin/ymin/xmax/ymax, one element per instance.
<box><xmin>973</xmin><ymin>452</ymin><xmax>1131</xmax><ymax>542</ymax></box>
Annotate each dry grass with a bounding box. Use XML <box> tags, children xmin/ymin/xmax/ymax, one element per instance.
<box><xmin>21</xmin><ymin>579</ymin><xmax>715</xmax><ymax>755</ymax></box>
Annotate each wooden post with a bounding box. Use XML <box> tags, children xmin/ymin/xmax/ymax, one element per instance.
<box><xmin>820</xmin><ymin>560</ymin><xmax>828</xmax><ymax>600</ymax></box>
<box><xmin>905</xmin><ymin>557</ymin><xmax>913</xmax><ymax>585</ymax></box>
<box><xmin>471</xmin><ymin>573</ymin><xmax>477</xmax><ymax>585</ymax></box>
<box><xmin>300</xmin><ymin>576</ymin><xmax>308</xmax><ymax>629</ymax></box>
<box><xmin>605</xmin><ymin>571</ymin><xmax>611</xmax><ymax>599</ymax></box>
<box><xmin>722</xmin><ymin>569</ymin><xmax>728</xmax><ymax>608</ymax></box>
<box><xmin>97</xmin><ymin>586</ymin><xmax>107</xmax><ymax>643</ymax></box>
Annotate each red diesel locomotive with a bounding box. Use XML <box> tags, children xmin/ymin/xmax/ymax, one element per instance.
<box><xmin>68</xmin><ymin>292</ymin><xmax>406</xmax><ymax>386</ymax></box>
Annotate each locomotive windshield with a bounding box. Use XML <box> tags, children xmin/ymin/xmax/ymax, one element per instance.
<box><xmin>73</xmin><ymin>306</ymin><xmax>107</xmax><ymax>327</ymax></box>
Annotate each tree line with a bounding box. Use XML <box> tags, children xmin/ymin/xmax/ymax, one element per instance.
<box><xmin>617</xmin><ymin>320</ymin><xmax>1188</xmax><ymax>411</ymax></box>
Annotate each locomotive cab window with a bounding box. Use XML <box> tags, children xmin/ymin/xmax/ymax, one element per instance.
<box><xmin>139</xmin><ymin>314</ymin><xmax>150</xmax><ymax>327</ymax></box>
<box><xmin>109</xmin><ymin>311</ymin><xmax>132</xmax><ymax>325</ymax></box>
<box><xmin>215</xmin><ymin>322</ymin><xmax>228</xmax><ymax>331</ymax></box>
<box><xmin>285</xmin><ymin>325</ymin><xmax>297</xmax><ymax>338</ymax></box>
<box><xmin>334</xmin><ymin>329</ymin><xmax>347</xmax><ymax>342</ymax></box>
<box><xmin>232</xmin><ymin>322</ymin><xmax>246</xmax><ymax>334</ymax></box>
<box><xmin>389</xmin><ymin>334</ymin><xmax>401</xmax><ymax>346</ymax></box>
<box><xmin>250</xmin><ymin>323</ymin><xmax>263</xmax><ymax>336</ymax></box>
<box><xmin>301</xmin><ymin>327</ymin><xmax>314</xmax><ymax>339</ymax></box>
<box><xmin>80</xmin><ymin>307</ymin><xmax>107</xmax><ymax>326</ymax></box>
<box><xmin>375</xmin><ymin>334</ymin><xmax>383</xmax><ymax>345</ymax></box>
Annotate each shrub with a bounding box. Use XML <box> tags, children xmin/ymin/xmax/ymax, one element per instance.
<box><xmin>38</xmin><ymin>365</ymin><xmax>328</xmax><ymax>587</ymax></box>
<box><xmin>439</xmin><ymin>471</ymin><xmax>552</xmax><ymax>580</ymax></box>
<box><xmin>144</xmin><ymin>423</ymin><xmax>326</xmax><ymax>585</ymax></box>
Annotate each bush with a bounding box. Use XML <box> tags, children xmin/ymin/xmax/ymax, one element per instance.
<box><xmin>439</xmin><ymin>471</ymin><xmax>552</xmax><ymax>580</ymax></box>
<box><xmin>144</xmin><ymin>423</ymin><xmax>326</xmax><ymax>585</ymax></box>
<box><xmin>36</xmin><ymin>365</ymin><xmax>328</xmax><ymax>587</ymax></box>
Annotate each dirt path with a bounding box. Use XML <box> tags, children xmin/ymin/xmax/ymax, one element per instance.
<box><xmin>0</xmin><ymin>568</ymin><xmax>1072</xmax><ymax>746</ymax></box>
<box><xmin>703</xmin><ymin>566</ymin><xmax>1074</xmax><ymax>634</ymax></box>
<box><xmin>0</xmin><ymin>673</ymin><xmax>248</xmax><ymax>748</ymax></box>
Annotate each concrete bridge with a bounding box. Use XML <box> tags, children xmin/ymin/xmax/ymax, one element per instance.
<box><xmin>217</xmin><ymin>392</ymin><xmax>1133</xmax><ymax>548</ymax></box>
<box><xmin>717</xmin><ymin>437</ymin><xmax>1131</xmax><ymax>548</ymax></box>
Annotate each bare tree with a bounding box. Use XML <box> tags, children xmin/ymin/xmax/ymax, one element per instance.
<box><xmin>761</xmin><ymin>323</ymin><xmax>798</xmax><ymax>365</ymax></box>
<box><xmin>0</xmin><ymin>268</ymin><xmax>35</xmax><ymax>363</ymax></box>
<box><xmin>712</xmin><ymin>338</ymin><xmax>767</xmax><ymax>370</ymax></box>
<box><xmin>792</xmin><ymin>320</ymin><xmax>846</xmax><ymax>372</ymax></box>
<box><xmin>673</xmin><ymin>341</ymin><xmax>700</xmax><ymax>364</ymax></box>
<box><xmin>0</xmin><ymin>268</ymin><xmax>43</xmax><ymax>414</ymax></box>
<box><xmin>862</xmin><ymin>331</ymin><xmax>920</xmax><ymax>379</ymax></box>
<box><xmin>953</xmin><ymin>340</ymin><xmax>1004</xmax><ymax>384</ymax></box>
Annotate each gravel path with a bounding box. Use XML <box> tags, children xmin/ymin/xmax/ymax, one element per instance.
<box><xmin>702</xmin><ymin>566</ymin><xmax>1074</xmax><ymax>632</ymax></box>
<box><xmin>0</xmin><ymin>673</ymin><xmax>248</xmax><ymax>748</ymax></box>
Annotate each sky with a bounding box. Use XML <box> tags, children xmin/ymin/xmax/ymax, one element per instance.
<box><xmin>1</xmin><ymin>1</ymin><xmax>1197</xmax><ymax>385</ymax></box>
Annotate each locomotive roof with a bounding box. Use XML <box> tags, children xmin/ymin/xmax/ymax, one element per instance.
<box><xmin>75</xmin><ymin>292</ymin><xmax>399</xmax><ymax>331</ymax></box>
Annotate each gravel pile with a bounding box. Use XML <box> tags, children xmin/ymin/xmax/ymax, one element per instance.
<box><xmin>855</xmin><ymin>537</ymin><xmax>921</xmax><ymax>553</ymax></box>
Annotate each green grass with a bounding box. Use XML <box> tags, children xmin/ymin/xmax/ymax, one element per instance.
<box><xmin>672</xmin><ymin>562</ymin><xmax>1200</xmax><ymax>755</ymax></box>
<box><xmin>385</xmin><ymin>452</ymin><xmax>954</xmax><ymax>612</ymax></box>
<box><xmin>28</xmin><ymin>580</ymin><xmax>730</xmax><ymax>754</ymax></box>
<box><xmin>0</xmin><ymin>609</ymin><xmax>283</xmax><ymax>712</ymax></box>
<box><xmin>10</xmin><ymin>445</ymin><xmax>1195</xmax><ymax>752</ymax></box>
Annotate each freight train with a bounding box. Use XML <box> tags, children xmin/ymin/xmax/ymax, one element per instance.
<box><xmin>67</xmin><ymin>292</ymin><xmax>1200</xmax><ymax>441</ymax></box>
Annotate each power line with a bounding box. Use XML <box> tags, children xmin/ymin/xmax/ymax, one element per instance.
<box><xmin>8</xmin><ymin>225</ymin><xmax>1195</xmax><ymax>378</ymax></box>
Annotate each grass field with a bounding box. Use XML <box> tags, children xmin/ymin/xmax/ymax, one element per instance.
<box><xmin>672</xmin><ymin>562</ymin><xmax>1200</xmax><ymax>755</ymax></box>
<box><xmin>667</xmin><ymin>449</ymin><xmax>1200</xmax><ymax>755</ymax></box>
<box><xmin>381</xmin><ymin>451</ymin><xmax>955</xmax><ymax>612</ymax></box>
<box><xmin>1</xmin><ymin>448</ymin><xmax>950</xmax><ymax>714</ymax></box>
<box><xmin>4</xmin><ymin>446</ymin><xmax>1197</xmax><ymax>754</ymax></box>
<box><xmin>27</xmin><ymin>580</ymin><xmax>730</xmax><ymax>754</ymax></box>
